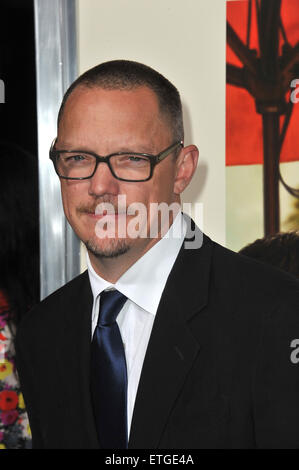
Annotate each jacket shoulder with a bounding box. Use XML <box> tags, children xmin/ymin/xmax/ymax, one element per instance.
<box><xmin>17</xmin><ymin>270</ymin><xmax>91</xmax><ymax>339</ymax></box>
<box><xmin>211</xmin><ymin>240</ymin><xmax>299</xmax><ymax>309</ymax></box>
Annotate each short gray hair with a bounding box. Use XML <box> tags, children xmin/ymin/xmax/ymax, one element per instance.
<box><xmin>58</xmin><ymin>60</ymin><xmax>184</xmax><ymax>146</ymax></box>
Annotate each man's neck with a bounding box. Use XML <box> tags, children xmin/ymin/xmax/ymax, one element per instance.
<box><xmin>88</xmin><ymin>209</ymin><xmax>182</xmax><ymax>282</ymax></box>
<box><xmin>88</xmin><ymin>235</ymin><xmax>162</xmax><ymax>283</ymax></box>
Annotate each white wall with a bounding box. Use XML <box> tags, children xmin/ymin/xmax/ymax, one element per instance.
<box><xmin>226</xmin><ymin>161</ymin><xmax>299</xmax><ymax>252</ymax></box>
<box><xmin>76</xmin><ymin>0</ymin><xmax>227</xmax><ymax>249</ymax></box>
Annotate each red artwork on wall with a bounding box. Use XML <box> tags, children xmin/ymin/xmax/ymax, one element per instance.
<box><xmin>226</xmin><ymin>0</ymin><xmax>299</xmax><ymax>166</ymax></box>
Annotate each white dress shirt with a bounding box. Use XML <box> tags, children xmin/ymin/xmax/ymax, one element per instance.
<box><xmin>86</xmin><ymin>211</ymin><xmax>187</xmax><ymax>438</ymax></box>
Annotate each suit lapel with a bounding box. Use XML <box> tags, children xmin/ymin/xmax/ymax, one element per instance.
<box><xmin>129</xmin><ymin>229</ymin><xmax>214</xmax><ymax>449</ymax></box>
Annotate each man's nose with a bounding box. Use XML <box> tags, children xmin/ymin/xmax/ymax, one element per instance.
<box><xmin>88</xmin><ymin>161</ymin><xmax>119</xmax><ymax>196</ymax></box>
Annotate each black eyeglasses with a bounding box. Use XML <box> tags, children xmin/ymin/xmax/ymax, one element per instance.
<box><xmin>49</xmin><ymin>138</ymin><xmax>183</xmax><ymax>182</ymax></box>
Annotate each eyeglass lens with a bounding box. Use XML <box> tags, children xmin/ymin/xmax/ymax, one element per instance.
<box><xmin>55</xmin><ymin>152</ymin><xmax>151</xmax><ymax>180</ymax></box>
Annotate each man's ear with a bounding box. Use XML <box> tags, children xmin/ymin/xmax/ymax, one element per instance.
<box><xmin>173</xmin><ymin>145</ymin><xmax>199</xmax><ymax>195</ymax></box>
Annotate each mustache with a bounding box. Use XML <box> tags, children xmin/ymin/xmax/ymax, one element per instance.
<box><xmin>76</xmin><ymin>196</ymin><xmax>127</xmax><ymax>215</ymax></box>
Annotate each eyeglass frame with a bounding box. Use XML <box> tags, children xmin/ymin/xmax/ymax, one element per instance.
<box><xmin>49</xmin><ymin>138</ymin><xmax>184</xmax><ymax>182</ymax></box>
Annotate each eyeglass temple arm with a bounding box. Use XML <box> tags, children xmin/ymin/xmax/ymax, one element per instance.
<box><xmin>49</xmin><ymin>138</ymin><xmax>57</xmax><ymax>158</ymax></box>
<box><xmin>157</xmin><ymin>141</ymin><xmax>184</xmax><ymax>162</ymax></box>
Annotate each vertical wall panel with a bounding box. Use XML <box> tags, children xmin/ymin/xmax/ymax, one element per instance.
<box><xmin>34</xmin><ymin>0</ymin><xmax>80</xmax><ymax>298</ymax></box>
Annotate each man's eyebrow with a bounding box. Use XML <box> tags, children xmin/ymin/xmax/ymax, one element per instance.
<box><xmin>57</xmin><ymin>142</ymin><xmax>157</xmax><ymax>154</ymax></box>
<box><xmin>55</xmin><ymin>142</ymin><xmax>97</xmax><ymax>153</ymax></box>
<box><xmin>115</xmin><ymin>146</ymin><xmax>156</xmax><ymax>154</ymax></box>
<box><xmin>55</xmin><ymin>141</ymin><xmax>81</xmax><ymax>150</ymax></box>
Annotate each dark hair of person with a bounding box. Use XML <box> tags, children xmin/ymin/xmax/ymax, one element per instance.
<box><xmin>0</xmin><ymin>141</ymin><xmax>39</xmax><ymax>328</ymax></box>
<box><xmin>239</xmin><ymin>232</ymin><xmax>299</xmax><ymax>279</ymax></box>
<box><xmin>57</xmin><ymin>60</ymin><xmax>184</xmax><ymax>145</ymax></box>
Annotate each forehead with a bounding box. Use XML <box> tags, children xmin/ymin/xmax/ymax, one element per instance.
<box><xmin>64</xmin><ymin>84</ymin><xmax>160</xmax><ymax>114</ymax></box>
<box><xmin>58</xmin><ymin>85</ymin><xmax>171</xmax><ymax>150</ymax></box>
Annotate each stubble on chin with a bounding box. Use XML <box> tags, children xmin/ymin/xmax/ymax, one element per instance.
<box><xmin>84</xmin><ymin>237</ymin><xmax>132</xmax><ymax>259</ymax></box>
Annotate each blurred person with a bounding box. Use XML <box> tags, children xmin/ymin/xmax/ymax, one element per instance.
<box><xmin>239</xmin><ymin>232</ymin><xmax>299</xmax><ymax>279</ymax></box>
<box><xmin>0</xmin><ymin>141</ymin><xmax>39</xmax><ymax>449</ymax></box>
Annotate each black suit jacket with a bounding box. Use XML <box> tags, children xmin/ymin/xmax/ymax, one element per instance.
<box><xmin>16</xmin><ymin>226</ymin><xmax>299</xmax><ymax>449</ymax></box>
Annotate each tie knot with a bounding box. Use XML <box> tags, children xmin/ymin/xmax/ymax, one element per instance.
<box><xmin>98</xmin><ymin>290</ymin><xmax>127</xmax><ymax>326</ymax></box>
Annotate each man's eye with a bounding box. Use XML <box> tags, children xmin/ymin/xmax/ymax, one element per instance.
<box><xmin>66</xmin><ymin>154</ymin><xmax>86</xmax><ymax>162</ymax></box>
<box><xmin>128</xmin><ymin>156</ymin><xmax>144</xmax><ymax>162</ymax></box>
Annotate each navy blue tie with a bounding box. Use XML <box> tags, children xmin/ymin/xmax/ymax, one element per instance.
<box><xmin>91</xmin><ymin>289</ymin><xmax>128</xmax><ymax>449</ymax></box>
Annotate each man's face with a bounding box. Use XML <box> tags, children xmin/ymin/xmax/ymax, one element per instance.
<box><xmin>57</xmin><ymin>85</ymin><xmax>181</xmax><ymax>260</ymax></box>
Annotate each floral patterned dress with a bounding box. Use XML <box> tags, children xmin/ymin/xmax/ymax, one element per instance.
<box><xmin>0</xmin><ymin>291</ymin><xmax>32</xmax><ymax>449</ymax></box>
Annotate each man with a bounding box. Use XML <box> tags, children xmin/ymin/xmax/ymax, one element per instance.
<box><xmin>16</xmin><ymin>60</ymin><xmax>299</xmax><ymax>449</ymax></box>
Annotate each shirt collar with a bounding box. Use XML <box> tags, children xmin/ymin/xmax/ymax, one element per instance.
<box><xmin>86</xmin><ymin>211</ymin><xmax>186</xmax><ymax>315</ymax></box>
